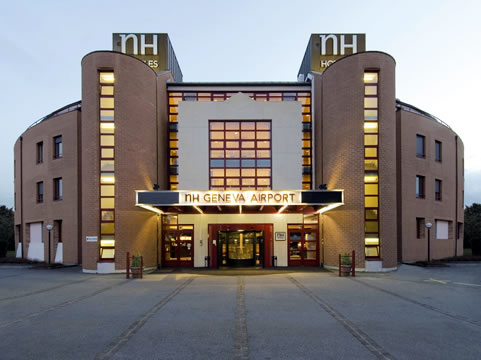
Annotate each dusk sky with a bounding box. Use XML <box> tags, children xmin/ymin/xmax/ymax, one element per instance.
<box><xmin>1</xmin><ymin>0</ymin><xmax>480</xmax><ymax>208</ymax></box>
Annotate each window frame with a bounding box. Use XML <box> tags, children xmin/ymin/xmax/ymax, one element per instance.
<box><xmin>416</xmin><ymin>217</ymin><xmax>425</xmax><ymax>239</ymax></box>
<box><xmin>435</xmin><ymin>179</ymin><xmax>442</xmax><ymax>201</ymax></box>
<box><xmin>36</xmin><ymin>141</ymin><xmax>43</xmax><ymax>164</ymax></box>
<box><xmin>416</xmin><ymin>175</ymin><xmax>425</xmax><ymax>199</ymax></box>
<box><xmin>53</xmin><ymin>177</ymin><xmax>63</xmax><ymax>201</ymax></box>
<box><xmin>416</xmin><ymin>134</ymin><xmax>425</xmax><ymax>158</ymax></box>
<box><xmin>209</xmin><ymin>120</ymin><xmax>273</xmax><ymax>190</ymax></box>
<box><xmin>53</xmin><ymin>135</ymin><xmax>63</xmax><ymax>159</ymax></box>
<box><xmin>435</xmin><ymin>140</ymin><xmax>442</xmax><ymax>162</ymax></box>
<box><xmin>36</xmin><ymin>181</ymin><xmax>44</xmax><ymax>203</ymax></box>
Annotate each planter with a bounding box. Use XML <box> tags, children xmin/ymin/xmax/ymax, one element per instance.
<box><xmin>340</xmin><ymin>264</ymin><xmax>351</xmax><ymax>276</ymax></box>
<box><xmin>131</xmin><ymin>266</ymin><xmax>143</xmax><ymax>279</ymax></box>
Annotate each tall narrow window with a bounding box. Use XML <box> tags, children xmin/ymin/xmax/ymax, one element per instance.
<box><xmin>209</xmin><ymin>120</ymin><xmax>272</xmax><ymax>190</ymax></box>
<box><xmin>54</xmin><ymin>220</ymin><xmax>62</xmax><ymax>243</ymax></box>
<box><xmin>37</xmin><ymin>181</ymin><xmax>44</xmax><ymax>203</ymax></box>
<box><xmin>416</xmin><ymin>135</ymin><xmax>425</xmax><ymax>158</ymax></box>
<box><xmin>416</xmin><ymin>217</ymin><xmax>425</xmax><ymax>239</ymax></box>
<box><xmin>53</xmin><ymin>178</ymin><xmax>62</xmax><ymax>200</ymax></box>
<box><xmin>364</xmin><ymin>71</ymin><xmax>380</xmax><ymax>258</ymax></box>
<box><xmin>435</xmin><ymin>140</ymin><xmax>442</xmax><ymax>162</ymax></box>
<box><xmin>37</xmin><ymin>142</ymin><xmax>43</xmax><ymax>164</ymax></box>
<box><xmin>53</xmin><ymin>135</ymin><xmax>62</xmax><ymax>158</ymax></box>
<box><xmin>99</xmin><ymin>71</ymin><xmax>115</xmax><ymax>260</ymax></box>
<box><xmin>416</xmin><ymin>175</ymin><xmax>425</xmax><ymax>199</ymax></box>
<box><xmin>435</xmin><ymin>179</ymin><xmax>442</xmax><ymax>201</ymax></box>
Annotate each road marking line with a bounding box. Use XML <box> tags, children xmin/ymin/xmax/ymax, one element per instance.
<box><xmin>96</xmin><ymin>276</ymin><xmax>194</xmax><ymax>360</ymax></box>
<box><xmin>287</xmin><ymin>275</ymin><xmax>395</xmax><ymax>360</ymax></box>
<box><xmin>453</xmin><ymin>282</ymin><xmax>481</xmax><ymax>287</ymax></box>
<box><xmin>235</xmin><ymin>277</ymin><xmax>249</xmax><ymax>360</ymax></box>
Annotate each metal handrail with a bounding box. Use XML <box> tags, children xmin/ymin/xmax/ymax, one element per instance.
<box><xmin>26</xmin><ymin>100</ymin><xmax>81</xmax><ymax>131</ymax></box>
<box><xmin>396</xmin><ymin>99</ymin><xmax>451</xmax><ymax>129</ymax></box>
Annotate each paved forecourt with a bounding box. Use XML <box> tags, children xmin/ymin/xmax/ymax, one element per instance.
<box><xmin>0</xmin><ymin>264</ymin><xmax>480</xmax><ymax>360</ymax></box>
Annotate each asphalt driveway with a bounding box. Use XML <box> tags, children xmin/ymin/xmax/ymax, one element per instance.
<box><xmin>1</xmin><ymin>264</ymin><xmax>480</xmax><ymax>359</ymax></box>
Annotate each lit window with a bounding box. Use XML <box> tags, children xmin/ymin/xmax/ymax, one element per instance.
<box><xmin>99</xmin><ymin>72</ymin><xmax>115</xmax><ymax>83</ymax></box>
<box><xmin>209</xmin><ymin>120</ymin><xmax>272</xmax><ymax>190</ymax></box>
<box><xmin>363</xmin><ymin>73</ymin><xmax>378</xmax><ymax>83</ymax></box>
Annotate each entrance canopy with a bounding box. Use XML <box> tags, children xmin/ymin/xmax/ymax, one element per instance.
<box><xmin>136</xmin><ymin>189</ymin><xmax>344</xmax><ymax>215</ymax></box>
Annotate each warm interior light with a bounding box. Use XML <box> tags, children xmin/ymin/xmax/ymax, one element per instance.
<box><xmin>364</xmin><ymin>123</ymin><xmax>378</xmax><ymax>130</ymax></box>
<box><xmin>100</xmin><ymin>239</ymin><xmax>115</xmax><ymax>247</ymax></box>
<box><xmin>136</xmin><ymin>204</ymin><xmax>163</xmax><ymax>214</ymax></box>
<box><xmin>100</xmin><ymin>73</ymin><xmax>115</xmax><ymax>83</ymax></box>
<box><xmin>277</xmin><ymin>204</ymin><xmax>288</xmax><ymax>214</ymax></box>
<box><xmin>101</xmin><ymin>123</ymin><xmax>115</xmax><ymax>130</ymax></box>
<box><xmin>100</xmin><ymin>175</ymin><xmax>115</xmax><ymax>184</ymax></box>
<box><xmin>317</xmin><ymin>202</ymin><xmax>343</xmax><ymax>214</ymax></box>
<box><xmin>364</xmin><ymin>175</ymin><xmax>379</xmax><ymax>183</ymax></box>
<box><xmin>365</xmin><ymin>238</ymin><xmax>380</xmax><ymax>245</ymax></box>
<box><xmin>193</xmin><ymin>205</ymin><xmax>204</xmax><ymax>214</ymax></box>
<box><xmin>363</xmin><ymin>73</ymin><xmax>378</xmax><ymax>83</ymax></box>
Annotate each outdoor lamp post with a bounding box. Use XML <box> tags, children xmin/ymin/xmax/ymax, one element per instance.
<box><xmin>46</xmin><ymin>224</ymin><xmax>53</xmax><ymax>265</ymax></box>
<box><xmin>425</xmin><ymin>222</ymin><xmax>433</xmax><ymax>263</ymax></box>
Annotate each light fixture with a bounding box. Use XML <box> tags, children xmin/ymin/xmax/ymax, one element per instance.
<box><xmin>278</xmin><ymin>204</ymin><xmax>288</xmax><ymax>214</ymax></box>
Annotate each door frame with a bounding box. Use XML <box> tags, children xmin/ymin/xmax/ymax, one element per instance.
<box><xmin>208</xmin><ymin>224</ymin><xmax>273</xmax><ymax>268</ymax></box>
<box><xmin>162</xmin><ymin>225</ymin><xmax>194</xmax><ymax>268</ymax></box>
<box><xmin>287</xmin><ymin>224</ymin><xmax>319</xmax><ymax>267</ymax></box>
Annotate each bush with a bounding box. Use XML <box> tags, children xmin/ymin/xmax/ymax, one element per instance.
<box><xmin>0</xmin><ymin>206</ymin><xmax>14</xmax><ymax>253</ymax></box>
<box><xmin>465</xmin><ymin>204</ymin><xmax>481</xmax><ymax>256</ymax></box>
<box><xmin>0</xmin><ymin>241</ymin><xmax>7</xmax><ymax>257</ymax></box>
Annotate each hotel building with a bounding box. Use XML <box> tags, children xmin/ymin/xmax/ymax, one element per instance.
<box><xmin>13</xmin><ymin>33</ymin><xmax>464</xmax><ymax>273</ymax></box>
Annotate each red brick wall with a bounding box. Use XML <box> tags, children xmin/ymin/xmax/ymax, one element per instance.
<box><xmin>314</xmin><ymin>52</ymin><xmax>397</xmax><ymax>269</ymax></box>
<box><xmin>81</xmin><ymin>52</ymin><xmax>171</xmax><ymax>271</ymax></box>
<box><xmin>13</xmin><ymin>110</ymin><xmax>80</xmax><ymax>264</ymax></box>
<box><xmin>397</xmin><ymin>109</ymin><xmax>464</xmax><ymax>261</ymax></box>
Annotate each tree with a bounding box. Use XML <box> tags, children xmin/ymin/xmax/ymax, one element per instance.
<box><xmin>0</xmin><ymin>206</ymin><xmax>14</xmax><ymax>257</ymax></box>
<box><xmin>464</xmin><ymin>203</ymin><xmax>481</xmax><ymax>256</ymax></box>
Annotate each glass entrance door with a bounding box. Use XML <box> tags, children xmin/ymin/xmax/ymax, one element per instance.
<box><xmin>288</xmin><ymin>226</ymin><xmax>318</xmax><ymax>266</ymax></box>
<box><xmin>218</xmin><ymin>230</ymin><xmax>264</xmax><ymax>267</ymax></box>
<box><xmin>163</xmin><ymin>228</ymin><xmax>194</xmax><ymax>267</ymax></box>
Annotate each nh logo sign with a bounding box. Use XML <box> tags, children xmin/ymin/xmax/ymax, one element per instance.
<box><xmin>319</xmin><ymin>34</ymin><xmax>358</xmax><ymax>56</ymax></box>
<box><xmin>119</xmin><ymin>34</ymin><xmax>158</xmax><ymax>55</ymax></box>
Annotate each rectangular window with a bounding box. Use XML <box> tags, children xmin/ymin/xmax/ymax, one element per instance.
<box><xmin>54</xmin><ymin>220</ymin><xmax>62</xmax><ymax>243</ymax></box>
<box><xmin>435</xmin><ymin>179</ymin><xmax>442</xmax><ymax>201</ymax></box>
<box><xmin>435</xmin><ymin>140</ymin><xmax>442</xmax><ymax>162</ymax></box>
<box><xmin>209</xmin><ymin>120</ymin><xmax>272</xmax><ymax>190</ymax></box>
<box><xmin>36</xmin><ymin>142</ymin><xmax>43</xmax><ymax>164</ymax></box>
<box><xmin>36</xmin><ymin>182</ymin><xmax>43</xmax><ymax>203</ymax></box>
<box><xmin>416</xmin><ymin>135</ymin><xmax>425</xmax><ymax>158</ymax></box>
<box><xmin>364</xmin><ymin>71</ymin><xmax>380</xmax><ymax>259</ymax></box>
<box><xmin>416</xmin><ymin>175</ymin><xmax>425</xmax><ymax>199</ymax></box>
<box><xmin>53</xmin><ymin>135</ymin><xmax>62</xmax><ymax>158</ymax></box>
<box><xmin>435</xmin><ymin>220</ymin><xmax>449</xmax><ymax>240</ymax></box>
<box><xmin>54</xmin><ymin>177</ymin><xmax>63</xmax><ymax>201</ymax></box>
<box><xmin>99</xmin><ymin>71</ymin><xmax>115</xmax><ymax>260</ymax></box>
<box><xmin>416</xmin><ymin>217</ymin><xmax>425</xmax><ymax>239</ymax></box>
